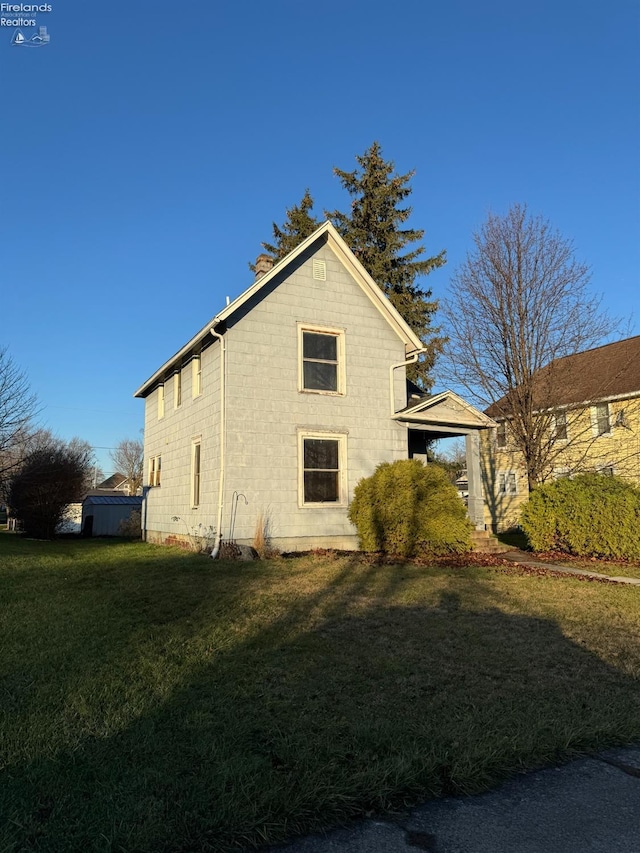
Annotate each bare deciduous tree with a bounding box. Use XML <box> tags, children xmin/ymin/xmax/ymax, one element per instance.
<box><xmin>0</xmin><ymin>347</ymin><xmax>38</xmax><ymax>482</ymax></box>
<box><xmin>110</xmin><ymin>438</ymin><xmax>144</xmax><ymax>495</ymax></box>
<box><xmin>441</xmin><ymin>204</ymin><xmax>617</xmax><ymax>489</ymax></box>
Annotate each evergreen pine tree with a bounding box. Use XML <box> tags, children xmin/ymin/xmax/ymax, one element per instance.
<box><xmin>327</xmin><ymin>142</ymin><xmax>446</xmax><ymax>389</ymax></box>
<box><xmin>250</xmin><ymin>190</ymin><xmax>319</xmax><ymax>270</ymax></box>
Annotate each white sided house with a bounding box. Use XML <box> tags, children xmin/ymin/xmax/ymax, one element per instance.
<box><xmin>135</xmin><ymin>222</ymin><xmax>494</xmax><ymax>553</ymax></box>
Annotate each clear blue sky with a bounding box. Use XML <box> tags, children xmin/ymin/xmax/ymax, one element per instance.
<box><xmin>2</xmin><ymin>0</ymin><xmax>639</xmax><ymax>475</ymax></box>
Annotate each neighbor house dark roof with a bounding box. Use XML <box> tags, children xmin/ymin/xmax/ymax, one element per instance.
<box><xmin>96</xmin><ymin>473</ymin><xmax>127</xmax><ymax>490</ymax></box>
<box><xmin>486</xmin><ymin>336</ymin><xmax>640</xmax><ymax>419</ymax></box>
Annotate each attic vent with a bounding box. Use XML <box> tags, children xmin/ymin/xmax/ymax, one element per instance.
<box><xmin>312</xmin><ymin>259</ymin><xmax>326</xmax><ymax>281</ymax></box>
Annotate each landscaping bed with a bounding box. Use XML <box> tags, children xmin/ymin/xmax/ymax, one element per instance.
<box><xmin>2</xmin><ymin>534</ymin><xmax>639</xmax><ymax>851</ymax></box>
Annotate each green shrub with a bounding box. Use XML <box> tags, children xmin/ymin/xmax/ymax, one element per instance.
<box><xmin>348</xmin><ymin>459</ymin><xmax>471</xmax><ymax>557</ymax></box>
<box><xmin>520</xmin><ymin>474</ymin><xmax>640</xmax><ymax>558</ymax></box>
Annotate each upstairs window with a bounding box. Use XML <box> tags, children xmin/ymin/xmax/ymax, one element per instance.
<box><xmin>158</xmin><ymin>384</ymin><xmax>165</xmax><ymax>419</ymax></box>
<box><xmin>174</xmin><ymin>370</ymin><xmax>182</xmax><ymax>408</ymax></box>
<box><xmin>496</xmin><ymin>421</ymin><xmax>507</xmax><ymax>448</ymax></box>
<box><xmin>299</xmin><ymin>326</ymin><xmax>344</xmax><ymax>394</ymax></box>
<box><xmin>192</xmin><ymin>355</ymin><xmax>202</xmax><ymax>398</ymax></box>
<box><xmin>594</xmin><ymin>402</ymin><xmax>610</xmax><ymax>436</ymax></box>
<box><xmin>149</xmin><ymin>455</ymin><xmax>161</xmax><ymax>487</ymax></box>
<box><xmin>554</xmin><ymin>411</ymin><xmax>568</xmax><ymax>441</ymax></box>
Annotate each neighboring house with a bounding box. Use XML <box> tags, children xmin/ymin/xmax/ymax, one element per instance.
<box><xmin>96</xmin><ymin>473</ymin><xmax>138</xmax><ymax>495</ymax></box>
<box><xmin>134</xmin><ymin>221</ymin><xmax>495</xmax><ymax>552</ymax></box>
<box><xmin>482</xmin><ymin>336</ymin><xmax>640</xmax><ymax>531</ymax></box>
<box><xmin>81</xmin><ymin>495</ymin><xmax>143</xmax><ymax>536</ymax></box>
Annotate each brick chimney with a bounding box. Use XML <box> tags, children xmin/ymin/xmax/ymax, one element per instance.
<box><xmin>254</xmin><ymin>253</ymin><xmax>274</xmax><ymax>280</ymax></box>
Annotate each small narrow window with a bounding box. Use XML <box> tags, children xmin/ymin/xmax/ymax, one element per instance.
<box><xmin>158</xmin><ymin>384</ymin><xmax>165</xmax><ymax>419</ymax></box>
<box><xmin>174</xmin><ymin>370</ymin><xmax>182</xmax><ymax>408</ymax></box>
<box><xmin>496</xmin><ymin>421</ymin><xmax>507</xmax><ymax>448</ymax></box>
<box><xmin>554</xmin><ymin>411</ymin><xmax>567</xmax><ymax>441</ymax></box>
<box><xmin>192</xmin><ymin>355</ymin><xmax>202</xmax><ymax>398</ymax></box>
<box><xmin>299</xmin><ymin>326</ymin><xmax>344</xmax><ymax>394</ymax></box>
<box><xmin>149</xmin><ymin>455</ymin><xmax>161</xmax><ymax>487</ymax></box>
<box><xmin>595</xmin><ymin>402</ymin><xmax>610</xmax><ymax>435</ymax></box>
<box><xmin>598</xmin><ymin>466</ymin><xmax>614</xmax><ymax>477</ymax></box>
<box><xmin>191</xmin><ymin>440</ymin><xmax>201</xmax><ymax>507</ymax></box>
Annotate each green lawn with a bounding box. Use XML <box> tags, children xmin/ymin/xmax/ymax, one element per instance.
<box><xmin>2</xmin><ymin>534</ymin><xmax>640</xmax><ymax>852</ymax></box>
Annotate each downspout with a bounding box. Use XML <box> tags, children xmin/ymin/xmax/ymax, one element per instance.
<box><xmin>209</xmin><ymin>326</ymin><xmax>226</xmax><ymax>558</ymax></box>
<box><xmin>389</xmin><ymin>348</ymin><xmax>427</xmax><ymax>416</ymax></box>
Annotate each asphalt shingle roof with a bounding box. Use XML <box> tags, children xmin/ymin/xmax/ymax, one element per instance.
<box><xmin>485</xmin><ymin>335</ymin><xmax>640</xmax><ymax>418</ymax></box>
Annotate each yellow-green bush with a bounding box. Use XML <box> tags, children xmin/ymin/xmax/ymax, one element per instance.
<box><xmin>520</xmin><ymin>474</ymin><xmax>640</xmax><ymax>558</ymax></box>
<box><xmin>348</xmin><ymin>460</ymin><xmax>471</xmax><ymax>557</ymax></box>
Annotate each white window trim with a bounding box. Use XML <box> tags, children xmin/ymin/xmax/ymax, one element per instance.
<box><xmin>497</xmin><ymin>470</ymin><xmax>518</xmax><ymax>495</ymax></box>
<box><xmin>157</xmin><ymin>384</ymin><xmax>165</xmax><ymax>420</ymax></box>
<box><xmin>297</xmin><ymin>323</ymin><xmax>346</xmax><ymax>396</ymax></box>
<box><xmin>297</xmin><ymin>429</ymin><xmax>347</xmax><ymax>508</ymax></box>
<box><xmin>596</xmin><ymin>465</ymin><xmax>615</xmax><ymax>477</ymax></box>
<box><xmin>192</xmin><ymin>355</ymin><xmax>202</xmax><ymax>399</ymax></box>
<box><xmin>191</xmin><ymin>438</ymin><xmax>201</xmax><ymax>508</ymax></box>
<box><xmin>148</xmin><ymin>455</ymin><xmax>161</xmax><ymax>487</ymax></box>
<box><xmin>591</xmin><ymin>402</ymin><xmax>612</xmax><ymax>437</ymax></box>
<box><xmin>174</xmin><ymin>370</ymin><xmax>182</xmax><ymax>409</ymax></box>
<box><xmin>552</xmin><ymin>411</ymin><xmax>568</xmax><ymax>442</ymax></box>
<box><xmin>496</xmin><ymin>421</ymin><xmax>507</xmax><ymax>448</ymax></box>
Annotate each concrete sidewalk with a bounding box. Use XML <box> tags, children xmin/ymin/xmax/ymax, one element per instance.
<box><xmin>500</xmin><ymin>549</ymin><xmax>640</xmax><ymax>586</ymax></box>
<box><xmin>268</xmin><ymin>746</ymin><xmax>640</xmax><ymax>852</ymax></box>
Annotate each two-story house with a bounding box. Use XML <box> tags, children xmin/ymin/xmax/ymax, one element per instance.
<box><xmin>135</xmin><ymin>222</ymin><xmax>494</xmax><ymax>552</ymax></box>
<box><xmin>482</xmin><ymin>335</ymin><xmax>640</xmax><ymax>531</ymax></box>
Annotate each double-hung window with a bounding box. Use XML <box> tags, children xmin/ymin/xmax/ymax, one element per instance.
<box><xmin>496</xmin><ymin>421</ymin><xmax>507</xmax><ymax>448</ymax></box>
<box><xmin>299</xmin><ymin>325</ymin><xmax>345</xmax><ymax>394</ymax></box>
<box><xmin>299</xmin><ymin>432</ymin><xmax>346</xmax><ymax>505</ymax></box>
<box><xmin>157</xmin><ymin>384</ymin><xmax>165</xmax><ymax>419</ymax></box>
<box><xmin>498</xmin><ymin>471</ymin><xmax>517</xmax><ymax>495</ymax></box>
<box><xmin>594</xmin><ymin>402</ymin><xmax>610</xmax><ymax>436</ymax></box>
<box><xmin>174</xmin><ymin>370</ymin><xmax>182</xmax><ymax>408</ymax></box>
<box><xmin>149</xmin><ymin>455</ymin><xmax>161</xmax><ymax>487</ymax></box>
<box><xmin>192</xmin><ymin>355</ymin><xmax>202</xmax><ymax>398</ymax></box>
<box><xmin>553</xmin><ymin>411</ymin><xmax>568</xmax><ymax>441</ymax></box>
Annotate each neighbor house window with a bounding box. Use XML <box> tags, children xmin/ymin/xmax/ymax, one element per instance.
<box><xmin>498</xmin><ymin>471</ymin><xmax>517</xmax><ymax>495</ymax></box>
<box><xmin>553</xmin><ymin>411</ymin><xmax>568</xmax><ymax>441</ymax></box>
<box><xmin>299</xmin><ymin>432</ymin><xmax>346</xmax><ymax>505</ymax></box>
<box><xmin>191</xmin><ymin>439</ymin><xmax>201</xmax><ymax>507</ymax></box>
<box><xmin>158</xmin><ymin>384</ymin><xmax>165</xmax><ymax>419</ymax></box>
<box><xmin>298</xmin><ymin>325</ymin><xmax>345</xmax><ymax>394</ymax></box>
<box><xmin>149</xmin><ymin>455</ymin><xmax>161</xmax><ymax>487</ymax></box>
<box><xmin>598</xmin><ymin>466</ymin><xmax>614</xmax><ymax>477</ymax></box>
<box><xmin>594</xmin><ymin>402</ymin><xmax>610</xmax><ymax>436</ymax></box>
<box><xmin>192</xmin><ymin>355</ymin><xmax>202</xmax><ymax>398</ymax></box>
<box><xmin>496</xmin><ymin>421</ymin><xmax>507</xmax><ymax>448</ymax></box>
<box><xmin>174</xmin><ymin>370</ymin><xmax>182</xmax><ymax>408</ymax></box>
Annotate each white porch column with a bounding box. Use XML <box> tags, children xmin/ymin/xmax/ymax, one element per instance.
<box><xmin>465</xmin><ymin>431</ymin><xmax>485</xmax><ymax>530</ymax></box>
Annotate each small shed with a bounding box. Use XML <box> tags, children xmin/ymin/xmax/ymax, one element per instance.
<box><xmin>81</xmin><ymin>495</ymin><xmax>143</xmax><ymax>537</ymax></box>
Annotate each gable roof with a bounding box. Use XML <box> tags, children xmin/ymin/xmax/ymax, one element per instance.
<box><xmin>485</xmin><ymin>335</ymin><xmax>640</xmax><ymax>418</ymax></box>
<box><xmin>134</xmin><ymin>221</ymin><xmax>424</xmax><ymax>398</ymax></box>
<box><xmin>97</xmin><ymin>473</ymin><xmax>127</xmax><ymax>490</ymax></box>
<box><xmin>395</xmin><ymin>389</ymin><xmax>496</xmax><ymax>430</ymax></box>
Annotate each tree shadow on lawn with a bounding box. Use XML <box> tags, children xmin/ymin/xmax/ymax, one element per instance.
<box><xmin>3</xmin><ymin>556</ymin><xmax>640</xmax><ymax>853</ymax></box>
